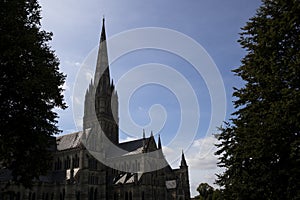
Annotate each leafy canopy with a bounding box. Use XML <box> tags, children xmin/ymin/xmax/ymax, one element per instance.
<box><xmin>0</xmin><ymin>0</ymin><xmax>66</xmax><ymax>187</ymax></box>
<box><xmin>216</xmin><ymin>0</ymin><xmax>300</xmax><ymax>199</ymax></box>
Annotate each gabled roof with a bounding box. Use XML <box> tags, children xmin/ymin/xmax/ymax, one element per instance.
<box><xmin>118</xmin><ymin>138</ymin><xmax>147</xmax><ymax>152</ymax></box>
<box><xmin>56</xmin><ymin>131</ymin><xmax>83</xmax><ymax>151</ymax></box>
<box><xmin>55</xmin><ymin>131</ymin><xmax>159</xmax><ymax>156</ymax></box>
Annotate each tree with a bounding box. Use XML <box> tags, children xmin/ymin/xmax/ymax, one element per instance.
<box><xmin>216</xmin><ymin>0</ymin><xmax>300</xmax><ymax>199</ymax></box>
<box><xmin>195</xmin><ymin>183</ymin><xmax>221</xmax><ymax>200</ymax></box>
<box><xmin>197</xmin><ymin>183</ymin><xmax>214</xmax><ymax>200</ymax></box>
<box><xmin>0</xmin><ymin>0</ymin><xmax>66</xmax><ymax>187</ymax></box>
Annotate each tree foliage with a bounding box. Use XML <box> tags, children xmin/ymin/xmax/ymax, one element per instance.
<box><xmin>216</xmin><ymin>0</ymin><xmax>300</xmax><ymax>199</ymax></box>
<box><xmin>195</xmin><ymin>183</ymin><xmax>221</xmax><ymax>200</ymax></box>
<box><xmin>197</xmin><ymin>183</ymin><xmax>214</xmax><ymax>200</ymax></box>
<box><xmin>0</xmin><ymin>0</ymin><xmax>66</xmax><ymax>187</ymax></box>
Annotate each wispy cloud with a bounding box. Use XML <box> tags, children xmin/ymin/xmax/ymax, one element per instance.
<box><xmin>161</xmin><ymin>135</ymin><xmax>223</xmax><ymax>197</ymax></box>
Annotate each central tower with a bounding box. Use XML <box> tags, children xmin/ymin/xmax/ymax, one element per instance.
<box><xmin>83</xmin><ymin>18</ymin><xmax>119</xmax><ymax>144</ymax></box>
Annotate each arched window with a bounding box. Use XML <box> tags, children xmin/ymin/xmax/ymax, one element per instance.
<box><xmin>64</xmin><ymin>156</ymin><xmax>71</xmax><ymax>169</ymax></box>
<box><xmin>76</xmin><ymin>191</ymin><xmax>80</xmax><ymax>200</ymax></box>
<box><xmin>141</xmin><ymin>191</ymin><xmax>145</xmax><ymax>200</ymax></box>
<box><xmin>73</xmin><ymin>154</ymin><xmax>79</xmax><ymax>168</ymax></box>
<box><xmin>88</xmin><ymin>187</ymin><xmax>94</xmax><ymax>200</ymax></box>
<box><xmin>59</xmin><ymin>159</ymin><xmax>62</xmax><ymax>170</ymax></box>
<box><xmin>94</xmin><ymin>188</ymin><xmax>98</xmax><ymax>200</ymax></box>
<box><xmin>125</xmin><ymin>192</ymin><xmax>128</xmax><ymax>200</ymax></box>
<box><xmin>55</xmin><ymin>157</ymin><xmax>62</xmax><ymax>170</ymax></box>
<box><xmin>138</xmin><ymin>163</ymin><xmax>140</xmax><ymax>171</ymax></box>
<box><xmin>42</xmin><ymin>192</ymin><xmax>50</xmax><ymax>200</ymax></box>
<box><xmin>88</xmin><ymin>158</ymin><xmax>97</xmax><ymax>169</ymax></box>
<box><xmin>32</xmin><ymin>192</ymin><xmax>36</xmax><ymax>200</ymax></box>
<box><xmin>16</xmin><ymin>192</ymin><xmax>21</xmax><ymax>200</ymax></box>
<box><xmin>60</xmin><ymin>189</ymin><xmax>65</xmax><ymax>200</ymax></box>
<box><xmin>129</xmin><ymin>191</ymin><xmax>132</xmax><ymax>200</ymax></box>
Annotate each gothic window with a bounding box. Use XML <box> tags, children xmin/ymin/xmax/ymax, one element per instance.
<box><xmin>88</xmin><ymin>188</ymin><xmax>94</xmax><ymax>200</ymax></box>
<box><xmin>29</xmin><ymin>192</ymin><xmax>36</xmax><ymax>200</ymax></box>
<box><xmin>60</xmin><ymin>189</ymin><xmax>65</xmax><ymax>200</ymax></box>
<box><xmin>88</xmin><ymin>173</ymin><xmax>99</xmax><ymax>185</ymax></box>
<box><xmin>88</xmin><ymin>158</ymin><xmax>97</xmax><ymax>169</ymax></box>
<box><xmin>76</xmin><ymin>191</ymin><xmax>80</xmax><ymax>200</ymax></box>
<box><xmin>91</xmin><ymin>174</ymin><xmax>94</xmax><ymax>184</ymax></box>
<box><xmin>126</xmin><ymin>163</ymin><xmax>130</xmax><ymax>171</ymax></box>
<box><xmin>32</xmin><ymin>192</ymin><xmax>36</xmax><ymax>200</ymax></box>
<box><xmin>129</xmin><ymin>191</ymin><xmax>132</xmax><ymax>200</ymax></box>
<box><xmin>54</xmin><ymin>158</ymin><xmax>62</xmax><ymax>170</ymax></box>
<box><xmin>42</xmin><ymin>193</ymin><xmax>49</xmax><ymax>200</ymax></box>
<box><xmin>64</xmin><ymin>156</ymin><xmax>71</xmax><ymax>169</ymax></box>
<box><xmin>138</xmin><ymin>163</ymin><xmax>140</xmax><ymax>171</ymax></box>
<box><xmin>58</xmin><ymin>159</ymin><xmax>62</xmax><ymax>170</ymax></box>
<box><xmin>94</xmin><ymin>188</ymin><xmax>98</xmax><ymax>200</ymax></box>
<box><xmin>141</xmin><ymin>191</ymin><xmax>145</xmax><ymax>200</ymax></box>
<box><xmin>54</xmin><ymin>158</ymin><xmax>59</xmax><ymax>170</ymax></box>
<box><xmin>16</xmin><ymin>192</ymin><xmax>20</xmax><ymax>200</ymax></box>
<box><xmin>72</xmin><ymin>154</ymin><xmax>80</xmax><ymax>168</ymax></box>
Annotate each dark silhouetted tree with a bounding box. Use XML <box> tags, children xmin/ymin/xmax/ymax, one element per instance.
<box><xmin>197</xmin><ymin>183</ymin><xmax>214</xmax><ymax>200</ymax></box>
<box><xmin>195</xmin><ymin>183</ymin><xmax>220</xmax><ymax>200</ymax></box>
<box><xmin>0</xmin><ymin>0</ymin><xmax>66</xmax><ymax>187</ymax></box>
<box><xmin>216</xmin><ymin>0</ymin><xmax>300</xmax><ymax>199</ymax></box>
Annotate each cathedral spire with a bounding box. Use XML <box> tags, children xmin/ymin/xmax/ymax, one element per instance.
<box><xmin>180</xmin><ymin>150</ymin><xmax>188</xmax><ymax>168</ymax></box>
<box><xmin>83</xmin><ymin>18</ymin><xmax>119</xmax><ymax>144</ymax></box>
<box><xmin>94</xmin><ymin>17</ymin><xmax>110</xmax><ymax>86</ymax></box>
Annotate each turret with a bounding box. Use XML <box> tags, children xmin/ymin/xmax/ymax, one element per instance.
<box><xmin>180</xmin><ymin>150</ymin><xmax>188</xmax><ymax>168</ymax></box>
<box><xmin>180</xmin><ymin>150</ymin><xmax>190</xmax><ymax>199</ymax></box>
<box><xmin>157</xmin><ymin>134</ymin><xmax>162</xmax><ymax>149</ymax></box>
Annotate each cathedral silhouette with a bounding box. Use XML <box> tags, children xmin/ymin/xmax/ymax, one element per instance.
<box><xmin>0</xmin><ymin>19</ymin><xmax>190</xmax><ymax>200</ymax></box>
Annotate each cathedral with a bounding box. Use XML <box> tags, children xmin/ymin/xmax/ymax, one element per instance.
<box><xmin>0</xmin><ymin>20</ymin><xmax>191</xmax><ymax>200</ymax></box>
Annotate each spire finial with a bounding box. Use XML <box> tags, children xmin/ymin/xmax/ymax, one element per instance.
<box><xmin>180</xmin><ymin>150</ymin><xmax>188</xmax><ymax>167</ymax></box>
<box><xmin>158</xmin><ymin>134</ymin><xmax>162</xmax><ymax>149</ymax></box>
<box><xmin>142</xmin><ymin>129</ymin><xmax>146</xmax><ymax>153</ymax></box>
<box><xmin>100</xmin><ymin>16</ymin><xmax>106</xmax><ymax>42</ymax></box>
<box><xmin>150</xmin><ymin>130</ymin><xmax>153</xmax><ymax>137</ymax></box>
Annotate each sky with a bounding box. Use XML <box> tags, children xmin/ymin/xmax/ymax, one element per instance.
<box><xmin>39</xmin><ymin>0</ymin><xmax>262</xmax><ymax>197</ymax></box>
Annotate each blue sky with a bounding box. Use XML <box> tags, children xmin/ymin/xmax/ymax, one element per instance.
<box><xmin>39</xmin><ymin>0</ymin><xmax>262</xmax><ymax>197</ymax></box>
